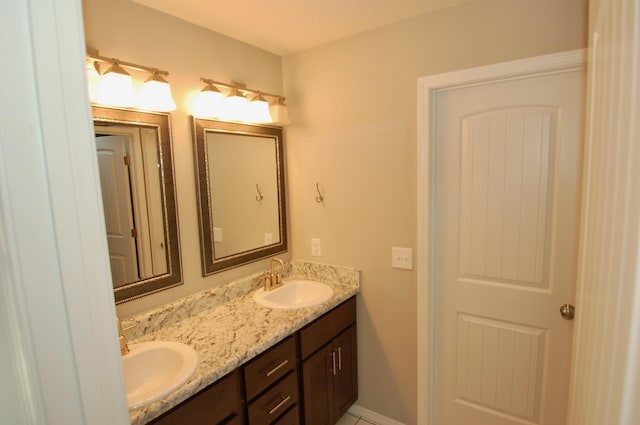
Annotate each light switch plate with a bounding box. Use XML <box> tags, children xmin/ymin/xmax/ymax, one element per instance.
<box><xmin>392</xmin><ymin>247</ymin><xmax>413</xmax><ymax>270</ymax></box>
<box><xmin>264</xmin><ymin>233</ymin><xmax>273</xmax><ymax>245</ymax></box>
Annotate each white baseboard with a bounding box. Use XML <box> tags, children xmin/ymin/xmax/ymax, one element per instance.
<box><xmin>347</xmin><ymin>404</ymin><xmax>407</xmax><ymax>425</ymax></box>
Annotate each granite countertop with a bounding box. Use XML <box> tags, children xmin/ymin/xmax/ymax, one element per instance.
<box><xmin>127</xmin><ymin>260</ymin><xmax>360</xmax><ymax>425</ymax></box>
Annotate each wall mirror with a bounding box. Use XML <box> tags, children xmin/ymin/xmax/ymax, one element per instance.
<box><xmin>192</xmin><ymin>118</ymin><xmax>287</xmax><ymax>275</ymax></box>
<box><xmin>92</xmin><ymin>106</ymin><xmax>182</xmax><ymax>303</ymax></box>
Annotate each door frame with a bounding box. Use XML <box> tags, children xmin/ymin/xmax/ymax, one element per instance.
<box><xmin>416</xmin><ymin>49</ymin><xmax>586</xmax><ymax>425</ymax></box>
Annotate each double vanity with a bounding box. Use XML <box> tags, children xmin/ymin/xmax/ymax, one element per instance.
<box><xmin>122</xmin><ymin>260</ymin><xmax>360</xmax><ymax>425</ymax></box>
<box><xmin>91</xmin><ymin>99</ymin><xmax>357</xmax><ymax>424</ymax></box>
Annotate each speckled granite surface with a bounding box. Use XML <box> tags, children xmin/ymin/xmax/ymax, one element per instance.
<box><xmin>126</xmin><ymin>260</ymin><xmax>360</xmax><ymax>425</ymax></box>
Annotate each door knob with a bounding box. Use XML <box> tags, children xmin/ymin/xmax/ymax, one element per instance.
<box><xmin>560</xmin><ymin>303</ymin><xmax>575</xmax><ymax>320</ymax></box>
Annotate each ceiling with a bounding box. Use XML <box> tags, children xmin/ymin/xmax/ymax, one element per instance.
<box><xmin>132</xmin><ymin>0</ymin><xmax>471</xmax><ymax>56</ymax></box>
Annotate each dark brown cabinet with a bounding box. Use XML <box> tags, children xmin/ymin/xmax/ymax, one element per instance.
<box><xmin>145</xmin><ymin>297</ymin><xmax>357</xmax><ymax>425</ymax></box>
<box><xmin>244</xmin><ymin>336</ymin><xmax>300</xmax><ymax>425</ymax></box>
<box><xmin>300</xmin><ymin>299</ymin><xmax>358</xmax><ymax>425</ymax></box>
<box><xmin>149</xmin><ymin>369</ymin><xmax>244</xmax><ymax>425</ymax></box>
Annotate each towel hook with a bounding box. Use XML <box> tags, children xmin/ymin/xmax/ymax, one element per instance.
<box><xmin>315</xmin><ymin>183</ymin><xmax>324</xmax><ymax>203</ymax></box>
<box><xmin>255</xmin><ymin>184</ymin><xmax>264</xmax><ymax>201</ymax></box>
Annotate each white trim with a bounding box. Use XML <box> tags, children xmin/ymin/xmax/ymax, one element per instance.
<box><xmin>416</xmin><ymin>49</ymin><xmax>586</xmax><ymax>425</ymax></box>
<box><xmin>0</xmin><ymin>0</ymin><xmax>128</xmax><ymax>424</ymax></box>
<box><xmin>349</xmin><ymin>403</ymin><xmax>407</xmax><ymax>425</ymax></box>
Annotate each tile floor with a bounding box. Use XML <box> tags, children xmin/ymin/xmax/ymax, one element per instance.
<box><xmin>336</xmin><ymin>412</ymin><xmax>376</xmax><ymax>425</ymax></box>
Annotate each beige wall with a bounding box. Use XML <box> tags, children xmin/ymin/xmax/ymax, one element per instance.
<box><xmin>282</xmin><ymin>0</ymin><xmax>587</xmax><ymax>423</ymax></box>
<box><xmin>84</xmin><ymin>0</ymin><xmax>587</xmax><ymax>422</ymax></box>
<box><xmin>83</xmin><ymin>0</ymin><xmax>286</xmax><ymax>317</ymax></box>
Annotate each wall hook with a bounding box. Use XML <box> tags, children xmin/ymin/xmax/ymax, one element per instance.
<box><xmin>255</xmin><ymin>184</ymin><xmax>264</xmax><ymax>201</ymax></box>
<box><xmin>315</xmin><ymin>183</ymin><xmax>324</xmax><ymax>203</ymax></box>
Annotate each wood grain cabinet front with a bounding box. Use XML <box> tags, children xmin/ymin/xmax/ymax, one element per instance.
<box><xmin>244</xmin><ymin>335</ymin><xmax>300</xmax><ymax>425</ymax></box>
<box><xmin>145</xmin><ymin>296</ymin><xmax>357</xmax><ymax>425</ymax></box>
<box><xmin>244</xmin><ymin>336</ymin><xmax>297</xmax><ymax>401</ymax></box>
<box><xmin>300</xmin><ymin>298</ymin><xmax>358</xmax><ymax>425</ymax></box>
<box><xmin>149</xmin><ymin>369</ymin><xmax>244</xmax><ymax>425</ymax></box>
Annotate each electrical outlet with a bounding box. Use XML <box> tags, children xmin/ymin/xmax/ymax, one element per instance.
<box><xmin>264</xmin><ymin>232</ymin><xmax>273</xmax><ymax>245</ymax></box>
<box><xmin>311</xmin><ymin>238</ymin><xmax>322</xmax><ymax>256</ymax></box>
<box><xmin>392</xmin><ymin>247</ymin><xmax>413</xmax><ymax>270</ymax></box>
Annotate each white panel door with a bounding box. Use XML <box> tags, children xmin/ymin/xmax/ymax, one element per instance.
<box><xmin>433</xmin><ymin>70</ymin><xmax>584</xmax><ymax>425</ymax></box>
<box><xmin>95</xmin><ymin>135</ymin><xmax>139</xmax><ymax>286</ymax></box>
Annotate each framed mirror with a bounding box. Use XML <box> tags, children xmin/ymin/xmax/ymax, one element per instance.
<box><xmin>92</xmin><ymin>106</ymin><xmax>182</xmax><ymax>303</ymax></box>
<box><xmin>192</xmin><ymin>118</ymin><xmax>287</xmax><ymax>275</ymax></box>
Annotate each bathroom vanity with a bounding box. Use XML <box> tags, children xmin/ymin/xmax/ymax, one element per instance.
<box><xmin>125</xmin><ymin>261</ymin><xmax>360</xmax><ymax>425</ymax></box>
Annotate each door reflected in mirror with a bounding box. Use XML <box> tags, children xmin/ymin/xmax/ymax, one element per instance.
<box><xmin>95</xmin><ymin>126</ymin><xmax>167</xmax><ymax>286</ymax></box>
<box><xmin>192</xmin><ymin>118</ymin><xmax>287</xmax><ymax>275</ymax></box>
<box><xmin>93</xmin><ymin>106</ymin><xmax>182</xmax><ymax>303</ymax></box>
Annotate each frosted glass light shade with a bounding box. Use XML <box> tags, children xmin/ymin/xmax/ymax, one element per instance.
<box><xmin>86</xmin><ymin>60</ymin><xmax>100</xmax><ymax>102</ymax></box>
<box><xmin>248</xmin><ymin>94</ymin><xmax>272</xmax><ymax>123</ymax></box>
<box><xmin>97</xmin><ymin>63</ymin><xmax>135</xmax><ymax>108</ymax></box>
<box><xmin>223</xmin><ymin>89</ymin><xmax>249</xmax><ymax>121</ymax></box>
<box><xmin>193</xmin><ymin>85</ymin><xmax>224</xmax><ymax>118</ymax></box>
<box><xmin>269</xmin><ymin>98</ymin><xmax>289</xmax><ymax>125</ymax></box>
<box><xmin>139</xmin><ymin>74</ymin><xmax>176</xmax><ymax>112</ymax></box>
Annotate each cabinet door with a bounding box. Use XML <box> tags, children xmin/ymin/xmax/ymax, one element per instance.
<box><xmin>150</xmin><ymin>370</ymin><xmax>243</xmax><ymax>425</ymax></box>
<box><xmin>331</xmin><ymin>325</ymin><xmax>357</xmax><ymax>421</ymax></box>
<box><xmin>302</xmin><ymin>346</ymin><xmax>333</xmax><ymax>425</ymax></box>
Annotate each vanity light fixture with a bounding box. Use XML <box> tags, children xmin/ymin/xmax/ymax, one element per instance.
<box><xmin>270</xmin><ymin>97</ymin><xmax>290</xmax><ymax>125</ymax></box>
<box><xmin>248</xmin><ymin>93</ymin><xmax>272</xmax><ymax>123</ymax></box>
<box><xmin>87</xmin><ymin>50</ymin><xmax>176</xmax><ymax>112</ymax></box>
<box><xmin>97</xmin><ymin>61</ymin><xmax>135</xmax><ymax>108</ymax></box>
<box><xmin>224</xmin><ymin>86</ymin><xmax>249</xmax><ymax>121</ymax></box>
<box><xmin>194</xmin><ymin>83</ymin><xmax>224</xmax><ymax>118</ymax></box>
<box><xmin>195</xmin><ymin>78</ymin><xmax>288</xmax><ymax>125</ymax></box>
<box><xmin>86</xmin><ymin>59</ymin><xmax>101</xmax><ymax>102</ymax></box>
<box><xmin>139</xmin><ymin>72</ymin><xmax>177</xmax><ymax>112</ymax></box>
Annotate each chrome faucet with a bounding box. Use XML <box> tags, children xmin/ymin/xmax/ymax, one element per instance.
<box><xmin>116</xmin><ymin>317</ymin><xmax>135</xmax><ymax>356</ymax></box>
<box><xmin>263</xmin><ymin>258</ymin><xmax>285</xmax><ymax>291</ymax></box>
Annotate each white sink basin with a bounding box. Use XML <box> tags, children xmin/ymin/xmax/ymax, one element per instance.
<box><xmin>122</xmin><ymin>341</ymin><xmax>198</xmax><ymax>409</ymax></box>
<box><xmin>253</xmin><ymin>279</ymin><xmax>334</xmax><ymax>309</ymax></box>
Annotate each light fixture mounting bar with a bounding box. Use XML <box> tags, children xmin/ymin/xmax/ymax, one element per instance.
<box><xmin>87</xmin><ymin>49</ymin><xmax>169</xmax><ymax>76</ymax></box>
<box><xmin>200</xmin><ymin>77</ymin><xmax>284</xmax><ymax>100</ymax></box>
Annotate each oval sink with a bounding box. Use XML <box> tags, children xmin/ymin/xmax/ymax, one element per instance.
<box><xmin>122</xmin><ymin>341</ymin><xmax>198</xmax><ymax>409</ymax></box>
<box><xmin>253</xmin><ymin>280</ymin><xmax>334</xmax><ymax>309</ymax></box>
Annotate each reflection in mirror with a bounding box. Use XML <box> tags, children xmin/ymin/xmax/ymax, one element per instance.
<box><xmin>93</xmin><ymin>106</ymin><xmax>182</xmax><ymax>303</ymax></box>
<box><xmin>192</xmin><ymin>118</ymin><xmax>287</xmax><ymax>275</ymax></box>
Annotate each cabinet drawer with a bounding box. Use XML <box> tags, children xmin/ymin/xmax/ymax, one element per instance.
<box><xmin>244</xmin><ymin>336</ymin><xmax>297</xmax><ymax>400</ymax></box>
<box><xmin>300</xmin><ymin>297</ymin><xmax>356</xmax><ymax>359</ymax></box>
<box><xmin>150</xmin><ymin>370</ymin><xmax>242</xmax><ymax>425</ymax></box>
<box><xmin>248</xmin><ymin>371</ymin><xmax>299</xmax><ymax>425</ymax></box>
<box><xmin>273</xmin><ymin>405</ymin><xmax>300</xmax><ymax>425</ymax></box>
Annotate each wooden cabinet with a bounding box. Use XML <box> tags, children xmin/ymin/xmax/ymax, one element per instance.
<box><xmin>244</xmin><ymin>336</ymin><xmax>300</xmax><ymax>425</ymax></box>
<box><xmin>149</xmin><ymin>369</ymin><xmax>244</xmax><ymax>425</ymax></box>
<box><xmin>146</xmin><ymin>297</ymin><xmax>357</xmax><ymax>425</ymax></box>
<box><xmin>300</xmin><ymin>298</ymin><xmax>358</xmax><ymax>425</ymax></box>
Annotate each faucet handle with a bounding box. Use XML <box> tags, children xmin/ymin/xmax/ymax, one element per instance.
<box><xmin>116</xmin><ymin>317</ymin><xmax>136</xmax><ymax>335</ymax></box>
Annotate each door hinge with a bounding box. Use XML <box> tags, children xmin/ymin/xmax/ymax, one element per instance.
<box><xmin>124</xmin><ymin>155</ymin><xmax>130</xmax><ymax>166</ymax></box>
<box><xmin>131</xmin><ymin>228</ymin><xmax>137</xmax><ymax>238</ymax></box>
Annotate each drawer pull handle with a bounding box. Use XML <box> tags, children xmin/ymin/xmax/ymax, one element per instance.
<box><xmin>265</xmin><ymin>359</ymin><xmax>289</xmax><ymax>377</ymax></box>
<box><xmin>338</xmin><ymin>347</ymin><xmax>342</xmax><ymax>371</ymax></box>
<box><xmin>268</xmin><ymin>395</ymin><xmax>291</xmax><ymax>415</ymax></box>
<box><xmin>330</xmin><ymin>351</ymin><xmax>337</xmax><ymax>376</ymax></box>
